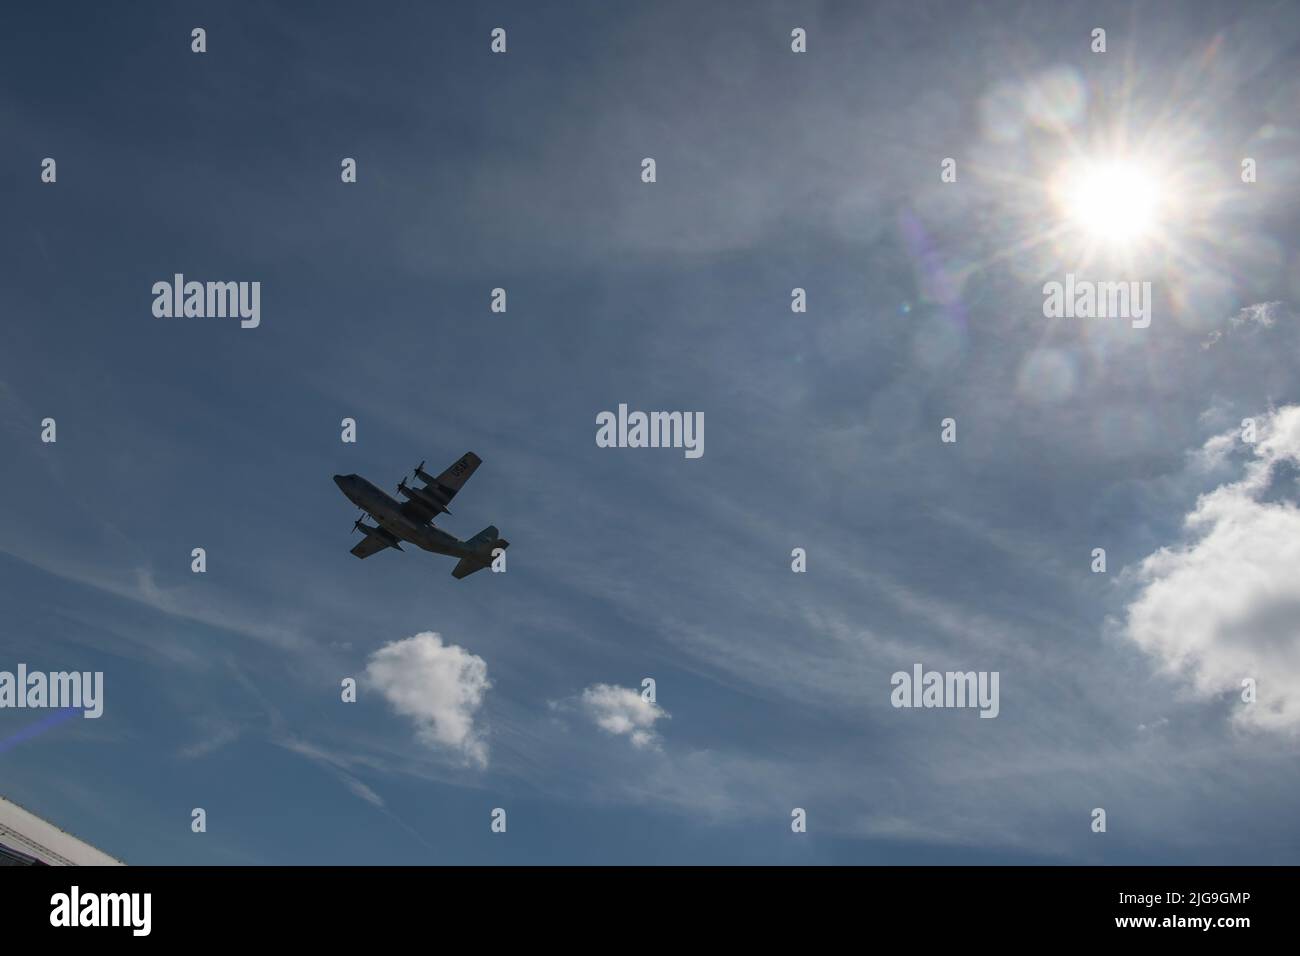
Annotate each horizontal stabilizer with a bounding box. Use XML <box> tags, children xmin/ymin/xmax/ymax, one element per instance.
<box><xmin>451</xmin><ymin>556</ymin><xmax>488</xmax><ymax>579</ymax></box>
<box><xmin>452</xmin><ymin>527</ymin><xmax>508</xmax><ymax>579</ymax></box>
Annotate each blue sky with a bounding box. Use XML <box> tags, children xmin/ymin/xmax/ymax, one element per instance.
<box><xmin>1</xmin><ymin>0</ymin><xmax>1299</xmax><ymax>864</ymax></box>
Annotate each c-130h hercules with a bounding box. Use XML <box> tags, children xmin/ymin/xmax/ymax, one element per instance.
<box><xmin>333</xmin><ymin>452</ymin><xmax>508</xmax><ymax>579</ymax></box>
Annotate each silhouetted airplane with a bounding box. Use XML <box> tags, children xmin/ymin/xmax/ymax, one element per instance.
<box><xmin>334</xmin><ymin>452</ymin><xmax>508</xmax><ymax>578</ymax></box>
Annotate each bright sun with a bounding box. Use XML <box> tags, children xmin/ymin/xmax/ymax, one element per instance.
<box><xmin>1054</xmin><ymin>159</ymin><xmax>1165</xmax><ymax>244</ymax></box>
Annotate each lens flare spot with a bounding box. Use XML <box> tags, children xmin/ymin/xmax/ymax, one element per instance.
<box><xmin>1016</xmin><ymin>348</ymin><xmax>1078</xmax><ymax>404</ymax></box>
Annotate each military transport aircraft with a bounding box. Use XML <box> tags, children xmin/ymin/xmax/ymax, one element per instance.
<box><xmin>333</xmin><ymin>452</ymin><xmax>509</xmax><ymax>578</ymax></box>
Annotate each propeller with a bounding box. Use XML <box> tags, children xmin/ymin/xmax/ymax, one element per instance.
<box><xmin>414</xmin><ymin>460</ymin><xmax>425</xmax><ymax>479</ymax></box>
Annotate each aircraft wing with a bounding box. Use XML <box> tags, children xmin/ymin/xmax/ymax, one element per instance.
<box><xmin>349</xmin><ymin>534</ymin><xmax>392</xmax><ymax>559</ymax></box>
<box><xmin>400</xmin><ymin>452</ymin><xmax>482</xmax><ymax>523</ymax></box>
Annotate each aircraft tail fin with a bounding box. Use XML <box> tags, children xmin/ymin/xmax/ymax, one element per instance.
<box><xmin>467</xmin><ymin>528</ymin><xmax>506</xmax><ymax>548</ymax></box>
<box><xmin>451</xmin><ymin>526</ymin><xmax>508</xmax><ymax>579</ymax></box>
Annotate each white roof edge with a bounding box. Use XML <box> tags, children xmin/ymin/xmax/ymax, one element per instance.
<box><xmin>0</xmin><ymin>794</ymin><xmax>124</xmax><ymax>866</ymax></box>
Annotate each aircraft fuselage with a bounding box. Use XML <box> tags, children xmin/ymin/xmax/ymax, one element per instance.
<box><xmin>333</xmin><ymin>474</ymin><xmax>473</xmax><ymax>558</ymax></box>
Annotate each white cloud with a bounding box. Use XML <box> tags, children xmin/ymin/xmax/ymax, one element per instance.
<box><xmin>1231</xmin><ymin>301</ymin><xmax>1284</xmax><ymax>330</ymax></box>
<box><xmin>574</xmin><ymin>683</ymin><xmax>669</xmax><ymax>749</ymax></box>
<box><xmin>1204</xmin><ymin>301</ymin><xmax>1288</xmax><ymax>348</ymax></box>
<box><xmin>364</xmin><ymin>632</ymin><xmax>491</xmax><ymax>768</ymax></box>
<box><xmin>1120</xmin><ymin>406</ymin><xmax>1300</xmax><ymax>733</ymax></box>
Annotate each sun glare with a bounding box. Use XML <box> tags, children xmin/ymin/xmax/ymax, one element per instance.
<box><xmin>1054</xmin><ymin>159</ymin><xmax>1165</xmax><ymax>244</ymax></box>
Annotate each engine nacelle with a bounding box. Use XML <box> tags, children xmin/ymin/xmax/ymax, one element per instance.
<box><xmin>398</xmin><ymin>482</ymin><xmax>450</xmax><ymax>514</ymax></box>
<box><xmin>413</xmin><ymin>466</ymin><xmax>450</xmax><ymax>497</ymax></box>
<box><xmin>355</xmin><ymin>521</ymin><xmax>402</xmax><ymax>547</ymax></box>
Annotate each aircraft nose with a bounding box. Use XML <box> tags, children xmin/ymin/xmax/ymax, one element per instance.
<box><xmin>333</xmin><ymin>474</ymin><xmax>347</xmax><ymax>488</ymax></box>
